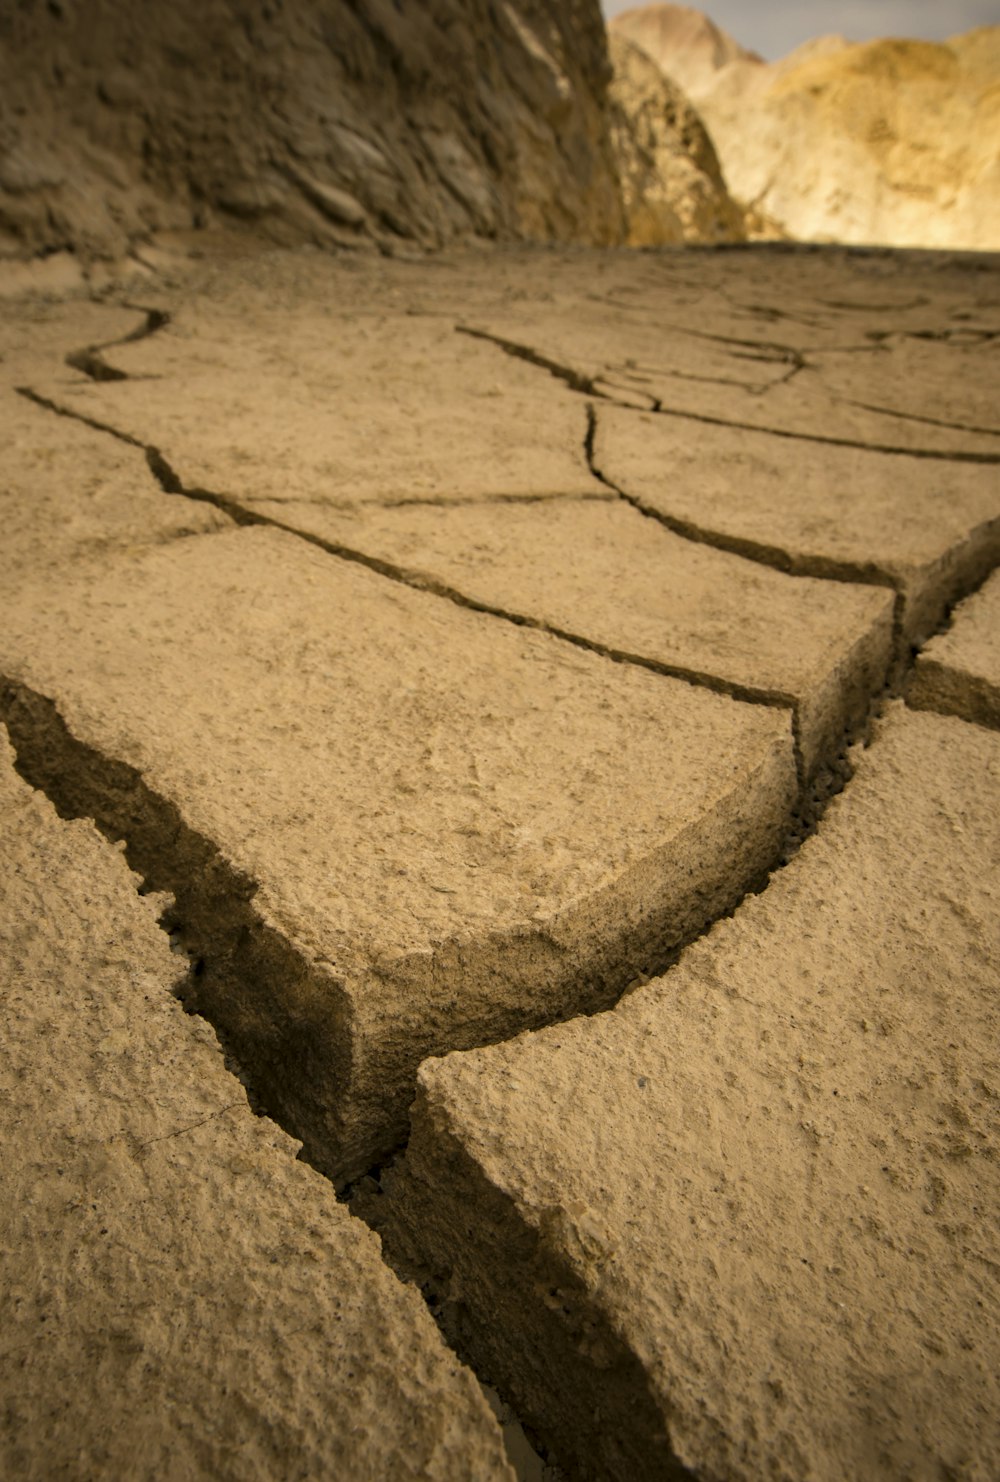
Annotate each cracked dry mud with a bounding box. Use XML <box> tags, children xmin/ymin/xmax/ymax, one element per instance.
<box><xmin>2</xmin><ymin>238</ymin><xmax>998</xmax><ymax>1481</ymax></box>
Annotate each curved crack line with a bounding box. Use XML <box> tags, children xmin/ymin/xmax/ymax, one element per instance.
<box><xmin>646</xmin><ymin>400</ymin><xmax>1000</xmax><ymax>465</ymax></box>
<box><xmin>837</xmin><ymin>397</ymin><xmax>1000</xmax><ymax>441</ymax></box>
<box><xmin>583</xmin><ymin>404</ymin><xmax>907</xmax><ymax>664</ymax></box>
<box><xmin>460</xmin><ymin>326</ymin><xmax>999</xmax><ymax>465</ymax></box>
<box><xmin>456</xmin><ymin>324</ymin><xmax>602</xmax><ymax>396</ymax></box>
<box><xmin>656</xmin><ymin>321</ymin><xmax>807</xmax><ymax>370</ymax></box>
<box><xmin>14</xmin><ymin>385</ymin><xmax>801</xmax><ymax>761</ymax></box>
<box><xmin>65</xmin><ymin>304</ymin><xmax>170</xmax><ymax>384</ymax></box>
<box><xmin>582</xmin><ymin>406</ymin><xmax>886</xmax><ymax>587</ymax></box>
<box><xmin>249</xmin><ymin>489</ymin><xmax>616</xmax><ymax>511</ymax></box>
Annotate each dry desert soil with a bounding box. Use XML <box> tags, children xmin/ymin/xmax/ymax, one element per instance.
<box><xmin>1</xmin><ymin>235</ymin><xmax>999</xmax><ymax>1481</ymax></box>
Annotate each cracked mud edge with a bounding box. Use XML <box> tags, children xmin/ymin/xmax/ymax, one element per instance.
<box><xmin>0</xmin><ymin>696</ymin><xmax>555</xmax><ymax>1482</ymax></box>
<box><xmin>0</xmin><ymin>668</ymin><xmax>801</xmax><ymax>1174</ymax></box>
<box><xmin>904</xmin><ymin>586</ymin><xmax>1000</xmax><ymax>734</ymax></box>
<box><xmin>0</xmin><ymin>685</ymin><xmax>802</xmax><ymax>1482</ymax></box>
<box><xmin>0</xmin><ymin>677</ymin><xmax>357</xmax><ymax>1167</ymax></box>
<box><xmin>581</xmin><ymin>403</ymin><xmax>911</xmax><ymax>669</ymax></box>
<box><xmin>15</xmin><ymin>385</ymin><xmax>811</xmax><ymax>780</ymax></box>
<box><xmin>465</xmin><ymin>325</ymin><xmax>1000</xmax><ymax>466</ymax></box>
<box><xmin>907</xmin><ymin>658</ymin><xmax>1000</xmax><ymax>733</ymax></box>
<box><xmin>64</xmin><ymin>305</ymin><xmax>170</xmax><ymax>383</ymax></box>
<box><xmin>352</xmin><ymin>1104</ymin><xmax>699</xmax><ymax>1482</ymax></box>
<box><xmin>584</xmin><ymin>406</ymin><xmax>1000</xmax><ymax>675</ymax></box>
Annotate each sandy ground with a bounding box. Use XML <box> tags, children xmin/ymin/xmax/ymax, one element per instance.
<box><xmin>1</xmin><ymin>234</ymin><xmax>998</xmax><ymax>1480</ymax></box>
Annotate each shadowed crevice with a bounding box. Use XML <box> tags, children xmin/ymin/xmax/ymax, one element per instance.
<box><xmin>64</xmin><ymin>304</ymin><xmax>171</xmax><ymax>383</ymax></box>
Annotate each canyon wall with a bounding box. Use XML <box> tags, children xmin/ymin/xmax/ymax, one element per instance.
<box><xmin>0</xmin><ymin>0</ymin><xmax>626</xmax><ymax>259</ymax></box>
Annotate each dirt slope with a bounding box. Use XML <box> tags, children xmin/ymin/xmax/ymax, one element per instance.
<box><xmin>0</xmin><ymin>0</ymin><xmax>625</xmax><ymax>260</ymax></box>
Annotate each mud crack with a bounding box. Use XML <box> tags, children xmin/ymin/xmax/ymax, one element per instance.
<box><xmin>65</xmin><ymin>304</ymin><xmax>170</xmax><ymax>383</ymax></box>
<box><xmin>15</xmin><ymin>386</ymin><xmax>802</xmax><ymax>756</ymax></box>
<box><xmin>464</xmin><ymin>326</ymin><xmax>1000</xmax><ymax>465</ymax></box>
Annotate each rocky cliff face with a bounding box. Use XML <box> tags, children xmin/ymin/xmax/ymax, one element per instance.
<box><xmin>0</xmin><ymin>0</ymin><xmax>626</xmax><ymax>259</ymax></box>
<box><xmin>607</xmin><ymin>33</ymin><xmax>745</xmax><ymax>246</ymax></box>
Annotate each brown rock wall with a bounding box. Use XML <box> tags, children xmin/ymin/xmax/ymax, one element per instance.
<box><xmin>0</xmin><ymin>0</ymin><xmax>625</xmax><ymax>259</ymax></box>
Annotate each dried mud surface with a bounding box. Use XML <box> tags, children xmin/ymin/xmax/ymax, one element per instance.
<box><xmin>1</xmin><ymin>235</ymin><xmax>998</xmax><ymax>1480</ymax></box>
<box><xmin>0</xmin><ymin>726</ymin><xmax>513</xmax><ymax>1481</ymax></box>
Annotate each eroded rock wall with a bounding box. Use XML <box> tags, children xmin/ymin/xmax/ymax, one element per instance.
<box><xmin>607</xmin><ymin>31</ymin><xmax>745</xmax><ymax>245</ymax></box>
<box><xmin>0</xmin><ymin>0</ymin><xmax>626</xmax><ymax>259</ymax></box>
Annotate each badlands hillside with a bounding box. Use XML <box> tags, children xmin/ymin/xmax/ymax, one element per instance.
<box><xmin>612</xmin><ymin>3</ymin><xmax>1000</xmax><ymax>250</ymax></box>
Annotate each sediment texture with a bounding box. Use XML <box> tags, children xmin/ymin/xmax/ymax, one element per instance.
<box><xmin>2</xmin><ymin>236</ymin><xmax>998</xmax><ymax>1478</ymax></box>
<box><xmin>0</xmin><ymin>725</ymin><xmax>512</xmax><ymax>1481</ymax></box>
<box><xmin>392</xmin><ymin>705</ymin><xmax>1000</xmax><ymax>1481</ymax></box>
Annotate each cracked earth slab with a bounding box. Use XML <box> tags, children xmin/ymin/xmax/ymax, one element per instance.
<box><xmin>0</xmin><ymin>525</ymin><xmax>796</xmax><ymax>1183</ymax></box>
<box><xmin>387</xmin><ymin>704</ymin><xmax>1000</xmax><ymax>1482</ymax></box>
<box><xmin>0</xmin><ymin>301</ymin><xmax>230</xmax><ymax>590</ymax></box>
<box><xmin>595</xmin><ymin>403</ymin><xmax>1000</xmax><ymax>650</ymax></box>
<box><xmin>31</xmin><ymin>296</ymin><xmax>599</xmax><ymax>508</ymax></box>
<box><xmin>909</xmin><ymin>567</ymin><xmax>1000</xmax><ymax>730</ymax></box>
<box><xmin>1</xmin><ymin>392</ymin><xmax>229</xmax><ymax>591</ymax></box>
<box><xmin>0</xmin><ymin>725</ymin><xmax>513</xmax><ymax>1482</ymax></box>
<box><xmin>810</xmin><ymin>334</ymin><xmax>1000</xmax><ymax>443</ymax></box>
<box><xmin>250</xmin><ymin>495</ymin><xmax>894</xmax><ymax>779</ymax></box>
<box><xmin>457</xmin><ymin>306</ymin><xmax>999</xmax><ymax>459</ymax></box>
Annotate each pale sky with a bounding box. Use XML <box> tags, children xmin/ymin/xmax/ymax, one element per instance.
<box><xmin>599</xmin><ymin>1</ymin><xmax>1000</xmax><ymax>61</ymax></box>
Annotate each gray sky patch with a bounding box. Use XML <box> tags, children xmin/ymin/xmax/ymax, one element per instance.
<box><xmin>599</xmin><ymin>1</ymin><xmax>999</xmax><ymax>61</ymax></box>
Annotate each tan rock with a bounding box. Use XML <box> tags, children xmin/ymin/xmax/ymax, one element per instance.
<box><xmin>607</xmin><ymin>32</ymin><xmax>745</xmax><ymax>246</ymax></box>
<box><xmin>730</xmin><ymin>31</ymin><xmax>1000</xmax><ymax>252</ymax></box>
<box><xmin>595</xmin><ymin>403</ymin><xmax>1000</xmax><ymax>648</ymax></box>
<box><xmin>613</xmin><ymin>8</ymin><xmax>1000</xmax><ymax>251</ymax></box>
<box><xmin>390</xmin><ymin>704</ymin><xmax>1000</xmax><ymax>1481</ymax></box>
<box><xmin>0</xmin><ymin>526</ymin><xmax>796</xmax><ymax>1182</ymax></box>
<box><xmin>0</xmin><ymin>725</ymin><xmax>513</xmax><ymax>1481</ymax></box>
<box><xmin>249</xmin><ymin>495</ymin><xmax>893</xmax><ymax>779</ymax></box>
<box><xmin>610</xmin><ymin>4</ymin><xmax>763</xmax><ymax>100</ymax></box>
<box><xmin>910</xmin><ymin>567</ymin><xmax>1000</xmax><ymax>729</ymax></box>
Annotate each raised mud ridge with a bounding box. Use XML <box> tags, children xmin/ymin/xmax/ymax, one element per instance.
<box><xmin>1</xmin><ymin>239</ymin><xmax>998</xmax><ymax>1481</ymax></box>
